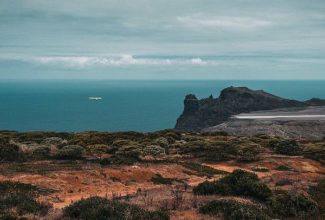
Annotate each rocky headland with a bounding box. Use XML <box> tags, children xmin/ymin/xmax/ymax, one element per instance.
<box><xmin>175</xmin><ymin>86</ymin><xmax>325</xmax><ymax>139</ymax></box>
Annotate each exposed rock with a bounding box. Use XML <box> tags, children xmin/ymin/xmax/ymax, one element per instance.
<box><xmin>204</xmin><ymin>119</ymin><xmax>325</xmax><ymax>140</ymax></box>
<box><xmin>175</xmin><ymin>86</ymin><xmax>324</xmax><ymax>131</ymax></box>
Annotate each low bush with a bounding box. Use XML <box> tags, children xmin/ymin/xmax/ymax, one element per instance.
<box><xmin>275</xmin><ymin>165</ymin><xmax>293</xmax><ymax>171</ymax></box>
<box><xmin>100</xmin><ymin>155</ymin><xmax>141</xmax><ymax>165</ymax></box>
<box><xmin>193</xmin><ymin>181</ymin><xmax>230</xmax><ymax>195</ymax></box>
<box><xmin>181</xmin><ymin>163</ymin><xmax>228</xmax><ymax>177</ymax></box>
<box><xmin>309</xmin><ymin>178</ymin><xmax>325</xmax><ymax>214</ymax></box>
<box><xmin>275</xmin><ymin>179</ymin><xmax>293</xmax><ymax>186</ymax></box>
<box><xmin>268</xmin><ymin>139</ymin><xmax>302</xmax><ymax>155</ymax></box>
<box><xmin>0</xmin><ymin>181</ymin><xmax>51</xmax><ymax>217</ymax></box>
<box><xmin>63</xmin><ymin>196</ymin><xmax>169</xmax><ymax>220</ymax></box>
<box><xmin>302</xmin><ymin>143</ymin><xmax>325</xmax><ymax>164</ymax></box>
<box><xmin>204</xmin><ymin>141</ymin><xmax>238</xmax><ymax>161</ymax></box>
<box><xmin>142</xmin><ymin>145</ymin><xmax>165</xmax><ymax>156</ymax></box>
<box><xmin>100</xmin><ymin>145</ymin><xmax>143</xmax><ymax>165</ymax></box>
<box><xmin>193</xmin><ymin>169</ymin><xmax>271</xmax><ymax>201</ymax></box>
<box><xmin>199</xmin><ymin>199</ymin><xmax>271</xmax><ymax>220</ymax></box>
<box><xmin>268</xmin><ymin>191</ymin><xmax>318</xmax><ymax>218</ymax></box>
<box><xmin>14</xmin><ymin>132</ymin><xmax>71</xmax><ymax>144</ymax></box>
<box><xmin>41</xmin><ymin>137</ymin><xmax>65</xmax><ymax>145</ymax></box>
<box><xmin>31</xmin><ymin>146</ymin><xmax>51</xmax><ymax>159</ymax></box>
<box><xmin>237</xmin><ymin>143</ymin><xmax>262</xmax><ymax>162</ymax></box>
<box><xmin>54</xmin><ymin>145</ymin><xmax>84</xmax><ymax>160</ymax></box>
<box><xmin>0</xmin><ymin>136</ymin><xmax>24</xmax><ymax>162</ymax></box>
<box><xmin>153</xmin><ymin>137</ymin><xmax>169</xmax><ymax>148</ymax></box>
<box><xmin>251</xmin><ymin>166</ymin><xmax>270</xmax><ymax>172</ymax></box>
<box><xmin>151</xmin><ymin>174</ymin><xmax>182</xmax><ymax>185</ymax></box>
<box><xmin>85</xmin><ymin>144</ymin><xmax>109</xmax><ymax>159</ymax></box>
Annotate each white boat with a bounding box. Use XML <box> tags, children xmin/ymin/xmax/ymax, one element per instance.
<box><xmin>88</xmin><ymin>97</ymin><xmax>103</xmax><ymax>100</ymax></box>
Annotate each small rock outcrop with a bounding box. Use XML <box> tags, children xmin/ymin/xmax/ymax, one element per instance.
<box><xmin>175</xmin><ymin>86</ymin><xmax>322</xmax><ymax>131</ymax></box>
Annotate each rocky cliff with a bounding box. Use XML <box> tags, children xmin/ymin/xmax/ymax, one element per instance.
<box><xmin>175</xmin><ymin>86</ymin><xmax>315</xmax><ymax>131</ymax></box>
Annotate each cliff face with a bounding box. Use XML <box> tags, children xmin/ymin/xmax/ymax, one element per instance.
<box><xmin>175</xmin><ymin>86</ymin><xmax>307</xmax><ymax>131</ymax></box>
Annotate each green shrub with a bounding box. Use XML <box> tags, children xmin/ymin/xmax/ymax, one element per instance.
<box><xmin>41</xmin><ymin>137</ymin><xmax>65</xmax><ymax>145</ymax></box>
<box><xmin>153</xmin><ymin>137</ymin><xmax>169</xmax><ymax>148</ymax></box>
<box><xmin>193</xmin><ymin>169</ymin><xmax>271</xmax><ymax>201</ymax></box>
<box><xmin>115</xmin><ymin>145</ymin><xmax>141</xmax><ymax>158</ymax></box>
<box><xmin>14</xmin><ymin>132</ymin><xmax>71</xmax><ymax>144</ymax></box>
<box><xmin>85</xmin><ymin>144</ymin><xmax>109</xmax><ymax>159</ymax></box>
<box><xmin>268</xmin><ymin>139</ymin><xmax>302</xmax><ymax>155</ymax></box>
<box><xmin>104</xmin><ymin>145</ymin><xmax>143</xmax><ymax>165</ymax></box>
<box><xmin>0</xmin><ymin>136</ymin><xmax>23</xmax><ymax>162</ymax></box>
<box><xmin>275</xmin><ymin>165</ymin><xmax>292</xmax><ymax>171</ymax></box>
<box><xmin>31</xmin><ymin>146</ymin><xmax>51</xmax><ymax>159</ymax></box>
<box><xmin>205</xmin><ymin>141</ymin><xmax>238</xmax><ymax>161</ymax></box>
<box><xmin>237</xmin><ymin>144</ymin><xmax>262</xmax><ymax>162</ymax></box>
<box><xmin>0</xmin><ymin>181</ymin><xmax>51</xmax><ymax>217</ymax></box>
<box><xmin>309</xmin><ymin>178</ymin><xmax>325</xmax><ymax>214</ymax></box>
<box><xmin>302</xmin><ymin>143</ymin><xmax>325</xmax><ymax>164</ymax></box>
<box><xmin>268</xmin><ymin>191</ymin><xmax>318</xmax><ymax>218</ymax></box>
<box><xmin>181</xmin><ymin>163</ymin><xmax>228</xmax><ymax>177</ymax></box>
<box><xmin>142</xmin><ymin>145</ymin><xmax>165</xmax><ymax>156</ymax></box>
<box><xmin>100</xmin><ymin>155</ymin><xmax>141</xmax><ymax>165</ymax></box>
<box><xmin>63</xmin><ymin>196</ymin><xmax>169</xmax><ymax>220</ymax></box>
<box><xmin>68</xmin><ymin>132</ymin><xmax>111</xmax><ymax>146</ymax></box>
<box><xmin>199</xmin><ymin>199</ymin><xmax>271</xmax><ymax>220</ymax></box>
<box><xmin>54</xmin><ymin>145</ymin><xmax>84</xmax><ymax>160</ymax></box>
<box><xmin>275</xmin><ymin>179</ymin><xmax>293</xmax><ymax>186</ymax></box>
<box><xmin>151</xmin><ymin>174</ymin><xmax>182</xmax><ymax>185</ymax></box>
<box><xmin>0</xmin><ymin>181</ymin><xmax>39</xmax><ymax>195</ymax></box>
<box><xmin>0</xmin><ymin>214</ymin><xmax>19</xmax><ymax>220</ymax></box>
<box><xmin>251</xmin><ymin>166</ymin><xmax>270</xmax><ymax>172</ymax></box>
<box><xmin>193</xmin><ymin>181</ymin><xmax>231</xmax><ymax>195</ymax></box>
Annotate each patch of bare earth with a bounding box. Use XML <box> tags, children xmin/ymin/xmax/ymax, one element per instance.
<box><xmin>205</xmin><ymin>153</ymin><xmax>325</xmax><ymax>192</ymax></box>
<box><xmin>0</xmin><ymin>154</ymin><xmax>324</xmax><ymax>219</ymax></box>
<box><xmin>0</xmin><ymin>162</ymin><xmax>208</xmax><ymax>209</ymax></box>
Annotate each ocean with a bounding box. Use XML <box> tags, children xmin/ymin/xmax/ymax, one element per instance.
<box><xmin>0</xmin><ymin>80</ymin><xmax>324</xmax><ymax>132</ymax></box>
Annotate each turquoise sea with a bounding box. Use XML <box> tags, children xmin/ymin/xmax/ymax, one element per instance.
<box><xmin>0</xmin><ymin>80</ymin><xmax>324</xmax><ymax>132</ymax></box>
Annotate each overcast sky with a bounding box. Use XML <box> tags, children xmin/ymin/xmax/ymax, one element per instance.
<box><xmin>0</xmin><ymin>0</ymin><xmax>325</xmax><ymax>79</ymax></box>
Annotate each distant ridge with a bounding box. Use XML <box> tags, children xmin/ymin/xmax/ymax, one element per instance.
<box><xmin>175</xmin><ymin>86</ymin><xmax>325</xmax><ymax>131</ymax></box>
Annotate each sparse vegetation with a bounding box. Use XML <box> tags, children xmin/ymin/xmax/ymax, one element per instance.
<box><xmin>199</xmin><ymin>199</ymin><xmax>271</xmax><ymax>220</ymax></box>
<box><xmin>1</xmin><ymin>131</ymin><xmax>325</xmax><ymax>219</ymax></box>
<box><xmin>275</xmin><ymin>179</ymin><xmax>293</xmax><ymax>186</ymax></box>
<box><xmin>63</xmin><ymin>196</ymin><xmax>169</xmax><ymax>220</ymax></box>
<box><xmin>151</xmin><ymin>174</ymin><xmax>182</xmax><ymax>185</ymax></box>
<box><xmin>309</xmin><ymin>178</ymin><xmax>325</xmax><ymax>215</ymax></box>
<box><xmin>31</xmin><ymin>146</ymin><xmax>51</xmax><ymax>159</ymax></box>
<box><xmin>54</xmin><ymin>145</ymin><xmax>84</xmax><ymax>160</ymax></box>
<box><xmin>193</xmin><ymin>169</ymin><xmax>272</xmax><ymax>201</ymax></box>
<box><xmin>181</xmin><ymin>162</ymin><xmax>228</xmax><ymax>177</ymax></box>
<box><xmin>0</xmin><ymin>136</ymin><xmax>24</xmax><ymax>162</ymax></box>
<box><xmin>275</xmin><ymin>164</ymin><xmax>293</xmax><ymax>171</ymax></box>
<box><xmin>0</xmin><ymin>181</ymin><xmax>51</xmax><ymax>218</ymax></box>
<box><xmin>251</xmin><ymin>166</ymin><xmax>270</xmax><ymax>172</ymax></box>
<box><xmin>268</xmin><ymin>139</ymin><xmax>302</xmax><ymax>155</ymax></box>
<box><xmin>268</xmin><ymin>191</ymin><xmax>318</xmax><ymax>218</ymax></box>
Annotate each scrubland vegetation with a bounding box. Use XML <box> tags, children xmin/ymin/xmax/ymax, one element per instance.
<box><xmin>0</xmin><ymin>130</ymin><xmax>325</xmax><ymax>219</ymax></box>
